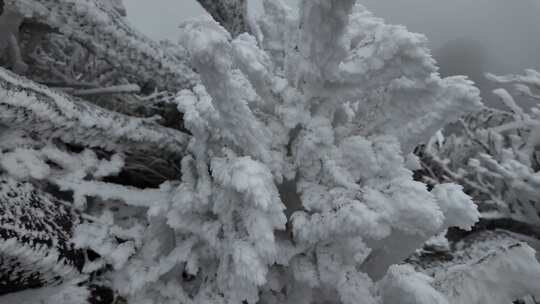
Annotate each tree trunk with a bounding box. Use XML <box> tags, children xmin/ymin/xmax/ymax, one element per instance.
<box><xmin>196</xmin><ymin>0</ymin><xmax>249</xmax><ymax>37</ymax></box>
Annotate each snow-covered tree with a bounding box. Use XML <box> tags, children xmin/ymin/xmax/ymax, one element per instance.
<box><xmin>417</xmin><ymin>69</ymin><xmax>540</xmax><ymax>227</ymax></box>
<box><xmin>1</xmin><ymin>0</ymin><xmax>540</xmax><ymax>303</ymax></box>
<box><xmin>415</xmin><ymin>69</ymin><xmax>540</xmax><ymax>303</ymax></box>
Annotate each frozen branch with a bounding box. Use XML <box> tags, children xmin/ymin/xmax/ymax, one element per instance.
<box><xmin>11</xmin><ymin>0</ymin><xmax>199</xmax><ymax>91</ymax></box>
<box><xmin>0</xmin><ymin>177</ymin><xmax>84</xmax><ymax>295</ymax></box>
<box><xmin>0</xmin><ymin>67</ymin><xmax>189</xmax><ymax>155</ymax></box>
<box><xmin>62</xmin><ymin>84</ymin><xmax>141</xmax><ymax>97</ymax></box>
<box><xmin>486</xmin><ymin>69</ymin><xmax>540</xmax><ymax>90</ymax></box>
<box><xmin>411</xmin><ymin>231</ymin><xmax>540</xmax><ymax>304</ymax></box>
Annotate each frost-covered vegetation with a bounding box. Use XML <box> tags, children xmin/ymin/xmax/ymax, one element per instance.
<box><xmin>418</xmin><ymin>69</ymin><xmax>540</xmax><ymax>224</ymax></box>
<box><xmin>0</xmin><ymin>0</ymin><xmax>539</xmax><ymax>303</ymax></box>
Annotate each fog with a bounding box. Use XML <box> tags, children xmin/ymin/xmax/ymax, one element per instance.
<box><xmin>125</xmin><ymin>0</ymin><xmax>540</xmax><ymax>107</ymax></box>
<box><xmin>123</xmin><ymin>0</ymin><xmax>205</xmax><ymax>40</ymax></box>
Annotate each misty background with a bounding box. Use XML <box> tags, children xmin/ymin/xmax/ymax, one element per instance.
<box><xmin>124</xmin><ymin>0</ymin><xmax>540</xmax><ymax>107</ymax></box>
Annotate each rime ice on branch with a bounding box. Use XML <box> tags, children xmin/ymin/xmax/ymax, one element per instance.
<box><xmin>418</xmin><ymin>69</ymin><xmax>540</xmax><ymax>227</ymax></box>
<box><xmin>10</xmin><ymin>0</ymin><xmax>199</xmax><ymax>91</ymax></box>
<box><xmin>0</xmin><ymin>67</ymin><xmax>188</xmax><ymax>155</ymax></box>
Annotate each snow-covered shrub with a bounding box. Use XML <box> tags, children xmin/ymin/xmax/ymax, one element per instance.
<box><xmin>415</xmin><ymin>69</ymin><xmax>540</xmax><ymax>304</ymax></box>
<box><xmin>1</xmin><ymin>0</ymin><xmax>540</xmax><ymax>303</ymax></box>
<box><xmin>408</xmin><ymin>230</ymin><xmax>540</xmax><ymax>304</ymax></box>
<box><xmin>83</xmin><ymin>1</ymin><xmax>487</xmax><ymax>303</ymax></box>
<box><xmin>418</xmin><ymin>69</ymin><xmax>540</xmax><ymax>225</ymax></box>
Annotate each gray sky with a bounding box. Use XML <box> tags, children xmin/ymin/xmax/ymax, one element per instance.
<box><xmin>125</xmin><ymin>0</ymin><xmax>540</xmax><ymax>70</ymax></box>
<box><xmin>124</xmin><ymin>0</ymin><xmax>540</xmax><ymax>107</ymax></box>
<box><xmin>362</xmin><ymin>0</ymin><xmax>540</xmax><ymax>73</ymax></box>
<box><xmin>124</xmin><ymin>0</ymin><xmax>205</xmax><ymax>40</ymax></box>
